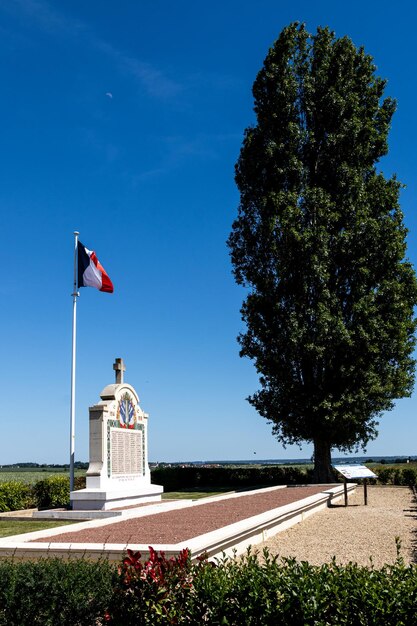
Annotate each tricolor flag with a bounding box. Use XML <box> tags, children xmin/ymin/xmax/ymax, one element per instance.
<box><xmin>77</xmin><ymin>241</ymin><xmax>114</xmax><ymax>293</ymax></box>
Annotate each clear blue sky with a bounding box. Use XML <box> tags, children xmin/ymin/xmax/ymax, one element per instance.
<box><xmin>1</xmin><ymin>0</ymin><xmax>417</xmax><ymax>464</ymax></box>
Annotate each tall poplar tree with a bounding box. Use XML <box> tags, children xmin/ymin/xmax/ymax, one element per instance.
<box><xmin>228</xmin><ymin>23</ymin><xmax>417</xmax><ymax>482</ymax></box>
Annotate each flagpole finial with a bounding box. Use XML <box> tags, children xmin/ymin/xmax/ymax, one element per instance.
<box><xmin>74</xmin><ymin>230</ymin><xmax>80</xmax><ymax>236</ymax></box>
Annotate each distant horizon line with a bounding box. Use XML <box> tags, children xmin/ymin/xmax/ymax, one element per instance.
<box><xmin>153</xmin><ymin>453</ymin><xmax>416</xmax><ymax>464</ymax></box>
<box><xmin>2</xmin><ymin>453</ymin><xmax>415</xmax><ymax>467</ymax></box>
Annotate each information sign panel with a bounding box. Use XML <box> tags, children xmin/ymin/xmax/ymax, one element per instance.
<box><xmin>334</xmin><ymin>465</ymin><xmax>377</xmax><ymax>479</ymax></box>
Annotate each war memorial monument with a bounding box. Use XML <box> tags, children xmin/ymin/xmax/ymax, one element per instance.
<box><xmin>70</xmin><ymin>358</ymin><xmax>163</xmax><ymax>510</ymax></box>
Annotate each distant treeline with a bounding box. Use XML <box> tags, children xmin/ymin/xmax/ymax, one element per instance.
<box><xmin>0</xmin><ymin>462</ymin><xmax>88</xmax><ymax>470</ymax></box>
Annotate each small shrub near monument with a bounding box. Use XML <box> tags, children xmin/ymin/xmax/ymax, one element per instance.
<box><xmin>0</xmin><ymin>476</ymin><xmax>87</xmax><ymax>512</ymax></box>
<box><xmin>0</xmin><ymin>482</ymin><xmax>33</xmax><ymax>512</ymax></box>
<box><xmin>32</xmin><ymin>476</ymin><xmax>71</xmax><ymax>508</ymax></box>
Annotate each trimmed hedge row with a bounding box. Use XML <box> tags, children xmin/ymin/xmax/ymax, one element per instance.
<box><xmin>151</xmin><ymin>464</ymin><xmax>417</xmax><ymax>491</ymax></box>
<box><xmin>151</xmin><ymin>465</ymin><xmax>314</xmax><ymax>491</ymax></box>
<box><xmin>0</xmin><ymin>558</ymin><xmax>116</xmax><ymax>625</ymax></box>
<box><xmin>367</xmin><ymin>465</ymin><xmax>417</xmax><ymax>486</ymax></box>
<box><xmin>1</xmin><ymin>548</ymin><xmax>417</xmax><ymax>625</ymax></box>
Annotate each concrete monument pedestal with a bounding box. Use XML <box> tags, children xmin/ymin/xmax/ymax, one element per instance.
<box><xmin>71</xmin><ymin>358</ymin><xmax>163</xmax><ymax>511</ymax></box>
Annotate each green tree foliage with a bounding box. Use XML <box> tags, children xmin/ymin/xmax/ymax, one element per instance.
<box><xmin>228</xmin><ymin>23</ymin><xmax>417</xmax><ymax>481</ymax></box>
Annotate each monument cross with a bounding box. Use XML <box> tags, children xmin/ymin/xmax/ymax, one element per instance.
<box><xmin>113</xmin><ymin>358</ymin><xmax>126</xmax><ymax>384</ymax></box>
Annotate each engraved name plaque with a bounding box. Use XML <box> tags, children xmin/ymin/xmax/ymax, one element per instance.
<box><xmin>111</xmin><ymin>428</ymin><xmax>143</xmax><ymax>476</ymax></box>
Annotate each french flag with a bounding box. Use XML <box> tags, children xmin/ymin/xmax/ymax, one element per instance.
<box><xmin>77</xmin><ymin>241</ymin><xmax>114</xmax><ymax>293</ymax></box>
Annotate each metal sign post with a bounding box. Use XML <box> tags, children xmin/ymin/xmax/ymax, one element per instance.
<box><xmin>334</xmin><ymin>465</ymin><xmax>377</xmax><ymax>506</ymax></box>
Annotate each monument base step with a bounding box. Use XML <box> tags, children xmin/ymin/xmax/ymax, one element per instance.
<box><xmin>70</xmin><ymin>484</ymin><xmax>164</xmax><ymax>511</ymax></box>
<box><xmin>33</xmin><ymin>508</ymin><xmax>122</xmax><ymax>520</ymax></box>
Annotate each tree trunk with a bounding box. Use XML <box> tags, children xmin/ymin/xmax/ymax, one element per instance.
<box><xmin>313</xmin><ymin>439</ymin><xmax>337</xmax><ymax>483</ymax></box>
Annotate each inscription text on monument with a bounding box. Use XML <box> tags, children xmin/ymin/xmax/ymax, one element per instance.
<box><xmin>111</xmin><ymin>428</ymin><xmax>143</xmax><ymax>476</ymax></box>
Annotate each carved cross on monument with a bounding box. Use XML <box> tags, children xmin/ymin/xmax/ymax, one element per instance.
<box><xmin>113</xmin><ymin>358</ymin><xmax>126</xmax><ymax>384</ymax></box>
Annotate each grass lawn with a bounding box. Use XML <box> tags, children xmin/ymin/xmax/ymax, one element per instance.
<box><xmin>0</xmin><ymin>470</ymin><xmax>85</xmax><ymax>484</ymax></box>
<box><xmin>0</xmin><ymin>520</ymin><xmax>77</xmax><ymax>538</ymax></box>
<box><xmin>162</xmin><ymin>488</ymin><xmax>234</xmax><ymax>500</ymax></box>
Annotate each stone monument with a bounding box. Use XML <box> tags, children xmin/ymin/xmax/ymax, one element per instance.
<box><xmin>71</xmin><ymin>358</ymin><xmax>163</xmax><ymax>510</ymax></box>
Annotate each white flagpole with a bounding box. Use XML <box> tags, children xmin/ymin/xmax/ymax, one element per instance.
<box><xmin>69</xmin><ymin>231</ymin><xmax>79</xmax><ymax>496</ymax></box>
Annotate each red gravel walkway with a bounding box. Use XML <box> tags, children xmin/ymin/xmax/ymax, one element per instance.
<box><xmin>35</xmin><ymin>486</ymin><xmax>330</xmax><ymax>545</ymax></box>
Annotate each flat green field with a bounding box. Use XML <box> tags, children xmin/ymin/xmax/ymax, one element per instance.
<box><xmin>162</xmin><ymin>488</ymin><xmax>233</xmax><ymax>500</ymax></box>
<box><xmin>0</xmin><ymin>520</ymin><xmax>77</xmax><ymax>538</ymax></box>
<box><xmin>0</xmin><ymin>470</ymin><xmax>86</xmax><ymax>484</ymax></box>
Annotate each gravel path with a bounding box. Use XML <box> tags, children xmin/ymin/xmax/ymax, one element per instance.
<box><xmin>32</xmin><ymin>485</ymin><xmax>417</xmax><ymax>568</ymax></box>
<box><xmin>256</xmin><ymin>486</ymin><xmax>417</xmax><ymax>568</ymax></box>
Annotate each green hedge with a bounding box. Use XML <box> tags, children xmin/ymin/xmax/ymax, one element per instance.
<box><xmin>368</xmin><ymin>465</ymin><xmax>417</xmax><ymax>486</ymax></box>
<box><xmin>150</xmin><ymin>465</ymin><xmax>314</xmax><ymax>491</ymax></box>
<box><xmin>32</xmin><ymin>476</ymin><xmax>71</xmax><ymax>508</ymax></box>
<box><xmin>0</xmin><ymin>476</ymin><xmax>87</xmax><ymax>513</ymax></box>
<box><xmin>0</xmin><ymin>482</ymin><xmax>33</xmax><ymax>512</ymax></box>
<box><xmin>188</xmin><ymin>548</ymin><xmax>417</xmax><ymax>626</ymax></box>
<box><xmin>1</xmin><ymin>548</ymin><xmax>417</xmax><ymax>625</ymax></box>
<box><xmin>0</xmin><ymin>558</ymin><xmax>116</xmax><ymax>626</ymax></box>
<box><xmin>151</xmin><ymin>465</ymin><xmax>417</xmax><ymax>491</ymax></box>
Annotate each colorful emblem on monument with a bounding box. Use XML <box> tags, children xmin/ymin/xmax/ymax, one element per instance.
<box><xmin>117</xmin><ymin>392</ymin><xmax>136</xmax><ymax>429</ymax></box>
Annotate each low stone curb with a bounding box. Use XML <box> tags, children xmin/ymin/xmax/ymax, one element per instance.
<box><xmin>0</xmin><ymin>484</ymin><xmax>354</xmax><ymax>562</ymax></box>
